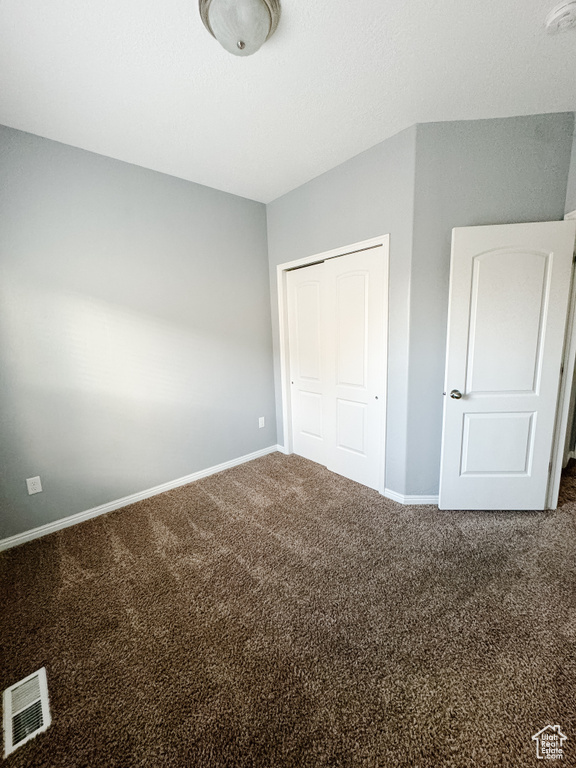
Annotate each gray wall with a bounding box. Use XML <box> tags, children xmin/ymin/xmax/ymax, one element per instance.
<box><xmin>0</xmin><ymin>126</ymin><xmax>275</xmax><ymax>539</ymax></box>
<box><xmin>266</xmin><ymin>127</ymin><xmax>417</xmax><ymax>496</ymax></box>
<box><xmin>566</xmin><ymin>123</ymin><xmax>576</xmax><ymax>215</ymax></box>
<box><xmin>409</xmin><ymin>113</ymin><xmax>575</xmax><ymax>495</ymax></box>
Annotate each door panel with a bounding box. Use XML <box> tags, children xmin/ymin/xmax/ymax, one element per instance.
<box><xmin>287</xmin><ymin>247</ymin><xmax>387</xmax><ymax>490</ymax></box>
<box><xmin>298</xmin><ymin>391</ymin><xmax>323</xmax><ymax>438</ymax></box>
<box><xmin>324</xmin><ymin>250</ymin><xmax>386</xmax><ymax>490</ymax></box>
<box><xmin>439</xmin><ymin>221</ymin><xmax>576</xmax><ymax>510</ymax></box>
<box><xmin>335</xmin><ymin>272</ymin><xmax>368</xmax><ymax>388</ymax></box>
<box><xmin>466</xmin><ymin>250</ymin><xmax>549</xmax><ymax>393</ymax></box>
<box><xmin>294</xmin><ymin>282</ymin><xmax>322</xmax><ymax>380</ymax></box>
<box><xmin>336</xmin><ymin>399</ymin><xmax>367</xmax><ymax>455</ymax></box>
<box><xmin>460</xmin><ymin>412</ymin><xmax>535</xmax><ymax>475</ymax></box>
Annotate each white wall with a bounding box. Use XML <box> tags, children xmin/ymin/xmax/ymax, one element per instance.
<box><xmin>0</xmin><ymin>126</ymin><xmax>276</xmax><ymax>539</ymax></box>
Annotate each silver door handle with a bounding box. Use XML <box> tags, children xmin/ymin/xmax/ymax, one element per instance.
<box><xmin>450</xmin><ymin>389</ymin><xmax>462</xmax><ymax>399</ymax></box>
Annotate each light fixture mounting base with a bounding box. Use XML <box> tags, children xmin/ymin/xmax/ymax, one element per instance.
<box><xmin>199</xmin><ymin>0</ymin><xmax>281</xmax><ymax>42</ymax></box>
<box><xmin>545</xmin><ymin>0</ymin><xmax>576</xmax><ymax>32</ymax></box>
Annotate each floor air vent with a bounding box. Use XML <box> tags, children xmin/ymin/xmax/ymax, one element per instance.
<box><xmin>3</xmin><ymin>668</ymin><xmax>51</xmax><ymax>757</ymax></box>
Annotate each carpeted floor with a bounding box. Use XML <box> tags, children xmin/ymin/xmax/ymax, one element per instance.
<box><xmin>1</xmin><ymin>452</ymin><xmax>575</xmax><ymax>767</ymax></box>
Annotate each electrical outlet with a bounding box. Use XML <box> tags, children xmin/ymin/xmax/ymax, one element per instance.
<box><xmin>26</xmin><ymin>476</ymin><xmax>42</xmax><ymax>495</ymax></box>
<box><xmin>258</xmin><ymin>416</ymin><xmax>265</xmax><ymax>429</ymax></box>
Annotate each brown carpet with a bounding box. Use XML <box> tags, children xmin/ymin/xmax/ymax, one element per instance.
<box><xmin>1</xmin><ymin>452</ymin><xmax>575</xmax><ymax>767</ymax></box>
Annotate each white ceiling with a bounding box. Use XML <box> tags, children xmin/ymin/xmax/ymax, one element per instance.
<box><xmin>0</xmin><ymin>0</ymin><xmax>575</xmax><ymax>202</ymax></box>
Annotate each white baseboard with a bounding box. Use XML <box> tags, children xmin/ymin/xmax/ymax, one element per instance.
<box><xmin>0</xmin><ymin>445</ymin><xmax>283</xmax><ymax>552</ymax></box>
<box><xmin>383</xmin><ymin>488</ymin><xmax>439</xmax><ymax>506</ymax></box>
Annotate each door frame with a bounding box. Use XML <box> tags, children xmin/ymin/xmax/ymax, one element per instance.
<box><xmin>548</xmin><ymin>213</ymin><xmax>576</xmax><ymax>508</ymax></box>
<box><xmin>276</xmin><ymin>234</ymin><xmax>390</xmax><ymax>495</ymax></box>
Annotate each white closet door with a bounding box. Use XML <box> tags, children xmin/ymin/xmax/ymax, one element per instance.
<box><xmin>323</xmin><ymin>250</ymin><xmax>386</xmax><ymax>490</ymax></box>
<box><xmin>439</xmin><ymin>221</ymin><xmax>576</xmax><ymax>510</ymax></box>
<box><xmin>287</xmin><ymin>263</ymin><xmax>328</xmax><ymax>466</ymax></box>
<box><xmin>287</xmin><ymin>248</ymin><xmax>386</xmax><ymax>490</ymax></box>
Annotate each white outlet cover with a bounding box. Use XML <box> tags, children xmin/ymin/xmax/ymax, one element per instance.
<box><xmin>258</xmin><ymin>417</ymin><xmax>265</xmax><ymax>428</ymax></box>
<box><xmin>26</xmin><ymin>476</ymin><xmax>42</xmax><ymax>495</ymax></box>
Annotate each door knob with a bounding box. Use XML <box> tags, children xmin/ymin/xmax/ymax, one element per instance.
<box><xmin>450</xmin><ymin>389</ymin><xmax>462</xmax><ymax>399</ymax></box>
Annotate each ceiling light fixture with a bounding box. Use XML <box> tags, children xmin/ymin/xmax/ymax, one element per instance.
<box><xmin>199</xmin><ymin>0</ymin><xmax>281</xmax><ymax>56</ymax></box>
<box><xmin>545</xmin><ymin>0</ymin><xmax>576</xmax><ymax>32</ymax></box>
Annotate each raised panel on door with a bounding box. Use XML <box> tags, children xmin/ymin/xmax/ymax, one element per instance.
<box><xmin>460</xmin><ymin>412</ymin><xmax>536</xmax><ymax>475</ymax></box>
<box><xmin>336</xmin><ymin>399</ymin><xmax>367</xmax><ymax>454</ymax></box>
<box><xmin>466</xmin><ymin>250</ymin><xmax>549</xmax><ymax>394</ymax></box>
<box><xmin>294</xmin><ymin>282</ymin><xmax>322</xmax><ymax>381</ymax></box>
<box><xmin>298</xmin><ymin>391</ymin><xmax>323</xmax><ymax>439</ymax></box>
<box><xmin>287</xmin><ymin>264</ymin><xmax>327</xmax><ymax>466</ymax></box>
<box><xmin>439</xmin><ymin>221</ymin><xmax>576</xmax><ymax>510</ymax></box>
<box><xmin>336</xmin><ymin>272</ymin><xmax>368</xmax><ymax>388</ymax></box>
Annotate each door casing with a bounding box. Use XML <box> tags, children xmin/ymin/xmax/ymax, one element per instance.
<box><xmin>277</xmin><ymin>235</ymin><xmax>390</xmax><ymax>495</ymax></box>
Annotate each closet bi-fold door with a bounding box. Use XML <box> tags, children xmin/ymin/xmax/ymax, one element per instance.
<box><xmin>287</xmin><ymin>249</ymin><xmax>386</xmax><ymax>490</ymax></box>
<box><xmin>287</xmin><ymin>261</ymin><xmax>328</xmax><ymax>467</ymax></box>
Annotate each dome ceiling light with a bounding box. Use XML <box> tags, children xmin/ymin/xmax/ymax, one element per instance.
<box><xmin>545</xmin><ymin>1</ymin><xmax>576</xmax><ymax>32</ymax></box>
<box><xmin>199</xmin><ymin>0</ymin><xmax>281</xmax><ymax>56</ymax></box>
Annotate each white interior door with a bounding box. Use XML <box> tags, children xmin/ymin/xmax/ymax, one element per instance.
<box><xmin>286</xmin><ymin>247</ymin><xmax>387</xmax><ymax>490</ymax></box>
<box><xmin>439</xmin><ymin>221</ymin><xmax>576</xmax><ymax>510</ymax></box>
